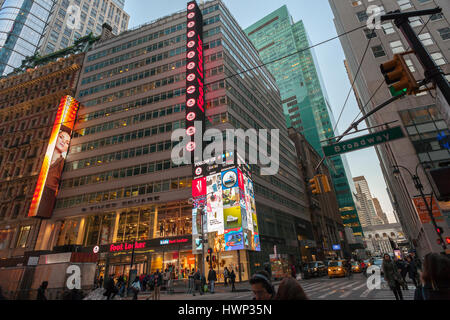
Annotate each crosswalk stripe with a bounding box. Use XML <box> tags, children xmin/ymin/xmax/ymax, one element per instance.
<box><xmin>352</xmin><ymin>282</ymin><xmax>369</xmax><ymax>291</ymax></box>
<box><xmin>317</xmin><ymin>289</ymin><xmax>338</xmax><ymax>299</ymax></box>
<box><xmin>360</xmin><ymin>288</ymin><xmax>373</xmax><ymax>298</ymax></box>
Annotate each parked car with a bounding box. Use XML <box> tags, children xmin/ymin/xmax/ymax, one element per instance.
<box><xmin>328</xmin><ymin>260</ymin><xmax>346</xmax><ymax>278</ymax></box>
<box><xmin>303</xmin><ymin>261</ymin><xmax>327</xmax><ymax>278</ymax></box>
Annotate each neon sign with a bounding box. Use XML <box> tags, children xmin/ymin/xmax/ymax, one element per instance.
<box><xmin>109</xmin><ymin>242</ymin><xmax>146</xmax><ymax>252</ymax></box>
<box><xmin>160</xmin><ymin>238</ymin><xmax>189</xmax><ymax>245</ymax></box>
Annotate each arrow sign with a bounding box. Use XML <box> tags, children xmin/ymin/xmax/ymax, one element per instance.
<box><xmin>323</xmin><ymin>126</ymin><xmax>405</xmax><ymax>157</ymax></box>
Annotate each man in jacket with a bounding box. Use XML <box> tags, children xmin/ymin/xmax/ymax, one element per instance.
<box><xmin>192</xmin><ymin>269</ymin><xmax>203</xmax><ymax>296</ymax></box>
<box><xmin>153</xmin><ymin>270</ymin><xmax>162</xmax><ymax>300</ymax></box>
<box><xmin>37</xmin><ymin>281</ymin><xmax>48</xmax><ymax>300</ymax></box>
<box><xmin>208</xmin><ymin>267</ymin><xmax>217</xmax><ymax>294</ymax></box>
<box><xmin>382</xmin><ymin>254</ymin><xmax>404</xmax><ymax>300</ymax></box>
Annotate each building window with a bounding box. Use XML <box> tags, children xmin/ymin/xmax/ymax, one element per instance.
<box><xmin>430</xmin><ymin>13</ymin><xmax>444</xmax><ymax>21</ymax></box>
<box><xmin>11</xmin><ymin>204</ymin><xmax>20</xmax><ymax>219</ymax></box>
<box><xmin>356</xmin><ymin>11</ymin><xmax>368</xmax><ymax>23</ymax></box>
<box><xmin>351</xmin><ymin>0</ymin><xmax>362</xmax><ymax>6</ymax></box>
<box><xmin>16</xmin><ymin>226</ymin><xmax>31</xmax><ymax>248</ymax></box>
<box><xmin>397</xmin><ymin>0</ymin><xmax>412</xmax><ymax>11</ymax></box>
<box><xmin>405</xmin><ymin>59</ymin><xmax>415</xmax><ymax>72</ymax></box>
<box><xmin>431</xmin><ymin>52</ymin><xmax>446</xmax><ymax>66</ymax></box>
<box><xmin>363</xmin><ymin>28</ymin><xmax>377</xmax><ymax>39</ymax></box>
<box><xmin>371</xmin><ymin>45</ymin><xmax>386</xmax><ymax>58</ymax></box>
<box><xmin>437</xmin><ymin>27</ymin><xmax>450</xmax><ymax>41</ymax></box>
<box><xmin>419</xmin><ymin>33</ymin><xmax>434</xmax><ymax>46</ymax></box>
<box><xmin>390</xmin><ymin>40</ymin><xmax>405</xmax><ymax>53</ymax></box>
<box><xmin>408</xmin><ymin>16</ymin><xmax>423</xmax><ymax>28</ymax></box>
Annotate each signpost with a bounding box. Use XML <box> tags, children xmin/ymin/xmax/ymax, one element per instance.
<box><xmin>323</xmin><ymin>126</ymin><xmax>405</xmax><ymax>157</ymax></box>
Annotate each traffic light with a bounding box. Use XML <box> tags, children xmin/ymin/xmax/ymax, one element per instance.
<box><xmin>437</xmin><ymin>239</ymin><xmax>443</xmax><ymax>245</ymax></box>
<box><xmin>320</xmin><ymin>175</ymin><xmax>331</xmax><ymax>193</ymax></box>
<box><xmin>309</xmin><ymin>176</ymin><xmax>322</xmax><ymax>195</ymax></box>
<box><xmin>207</xmin><ymin>248</ymin><xmax>213</xmax><ymax>254</ymax></box>
<box><xmin>436</xmin><ymin>226</ymin><xmax>444</xmax><ymax>235</ymax></box>
<box><xmin>446</xmin><ymin>237</ymin><xmax>450</xmax><ymax>245</ymax></box>
<box><xmin>380</xmin><ymin>52</ymin><xmax>419</xmax><ymax>96</ymax></box>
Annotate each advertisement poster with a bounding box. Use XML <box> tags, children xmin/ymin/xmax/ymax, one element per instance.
<box><xmin>192</xmin><ymin>235</ymin><xmax>203</xmax><ymax>254</ymax></box>
<box><xmin>223</xmin><ymin>205</ymin><xmax>242</xmax><ymax>230</ymax></box>
<box><xmin>223</xmin><ymin>187</ymin><xmax>239</xmax><ymax>208</ymax></box>
<box><xmin>207</xmin><ymin>191</ymin><xmax>224</xmax><ymax>234</ymax></box>
<box><xmin>207</xmin><ymin>173</ymin><xmax>221</xmax><ymax>194</ymax></box>
<box><xmin>254</xmin><ymin>233</ymin><xmax>261</xmax><ymax>251</ymax></box>
<box><xmin>192</xmin><ymin>177</ymin><xmax>207</xmax><ymax>198</ymax></box>
<box><xmin>222</xmin><ymin>168</ymin><xmax>238</xmax><ymax>189</ymax></box>
<box><xmin>28</xmin><ymin>96</ymin><xmax>79</xmax><ymax>219</ymax></box>
<box><xmin>214</xmin><ymin>233</ymin><xmax>226</xmax><ymax>253</ymax></box>
<box><xmin>224</xmin><ymin>228</ymin><xmax>244</xmax><ymax>251</ymax></box>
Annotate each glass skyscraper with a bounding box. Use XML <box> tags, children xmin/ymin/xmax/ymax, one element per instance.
<box><xmin>0</xmin><ymin>0</ymin><xmax>54</xmax><ymax>76</ymax></box>
<box><xmin>245</xmin><ymin>6</ymin><xmax>364</xmax><ymax>237</ymax></box>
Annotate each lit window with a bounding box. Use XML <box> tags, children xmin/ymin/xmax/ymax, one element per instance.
<box><xmin>382</xmin><ymin>23</ymin><xmax>395</xmax><ymax>35</ymax></box>
<box><xmin>397</xmin><ymin>0</ymin><xmax>412</xmax><ymax>10</ymax></box>
<box><xmin>390</xmin><ymin>40</ymin><xmax>405</xmax><ymax>53</ymax></box>
<box><xmin>16</xmin><ymin>226</ymin><xmax>32</xmax><ymax>248</ymax></box>
<box><xmin>419</xmin><ymin>33</ymin><xmax>433</xmax><ymax>46</ymax></box>
<box><xmin>431</xmin><ymin>52</ymin><xmax>446</xmax><ymax>66</ymax></box>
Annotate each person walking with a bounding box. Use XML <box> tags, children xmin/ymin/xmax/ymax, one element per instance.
<box><xmin>98</xmin><ymin>276</ymin><xmax>104</xmax><ymax>289</ymax></box>
<box><xmin>410</xmin><ymin>251</ymin><xmax>422</xmax><ymax>272</ymax></box>
<box><xmin>131</xmin><ymin>277</ymin><xmax>141</xmax><ymax>300</ymax></box>
<box><xmin>414</xmin><ymin>253</ymin><xmax>450</xmax><ymax>300</ymax></box>
<box><xmin>192</xmin><ymin>269</ymin><xmax>203</xmax><ymax>296</ymax></box>
<box><xmin>290</xmin><ymin>265</ymin><xmax>296</xmax><ymax>279</ymax></box>
<box><xmin>405</xmin><ymin>255</ymin><xmax>419</xmax><ymax>288</ymax></box>
<box><xmin>229</xmin><ymin>268</ymin><xmax>236</xmax><ymax>292</ymax></box>
<box><xmin>249</xmin><ymin>271</ymin><xmax>275</xmax><ymax>300</ymax></box>
<box><xmin>223</xmin><ymin>267</ymin><xmax>229</xmax><ymax>287</ymax></box>
<box><xmin>117</xmin><ymin>275</ymin><xmax>126</xmax><ymax>297</ymax></box>
<box><xmin>382</xmin><ymin>253</ymin><xmax>404</xmax><ymax>300</ymax></box>
<box><xmin>104</xmin><ymin>275</ymin><xmax>118</xmax><ymax>300</ymax></box>
<box><xmin>37</xmin><ymin>281</ymin><xmax>48</xmax><ymax>301</ymax></box>
<box><xmin>394</xmin><ymin>257</ymin><xmax>408</xmax><ymax>290</ymax></box>
<box><xmin>208</xmin><ymin>267</ymin><xmax>217</xmax><ymax>294</ymax></box>
<box><xmin>274</xmin><ymin>277</ymin><xmax>308</xmax><ymax>300</ymax></box>
<box><xmin>153</xmin><ymin>270</ymin><xmax>162</xmax><ymax>300</ymax></box>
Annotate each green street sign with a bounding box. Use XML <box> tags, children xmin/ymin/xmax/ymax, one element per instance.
<box><xmin>323</xmin><ymin>126</ymin><xmax>405</xmax><ymax>157</ymax></box>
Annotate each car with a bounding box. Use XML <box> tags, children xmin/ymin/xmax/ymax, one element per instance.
<box><xmin>327</xmin><ymin>260</ymin><xmax>346</xmax><ymax>278</ymax></box>
<box><xmin>303</xmin><ymin>261</ymin><xmax>327</xmax><ymax>278</ymax></box>
<box><xmin>372</xmin><ymin>259</ymin><xmax>384</xmax><ymax>275</ymax></box>
<box><xmin>351</xmin><ymin>261</ymin><xmax>363</xmax><ymax>273</ymax></box>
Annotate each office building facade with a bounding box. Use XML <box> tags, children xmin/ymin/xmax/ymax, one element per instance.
<box><xmin>32</xmin><ymin>0</ymin><xmax>313</xmax><ymax>282</ymax></box>
<box><xmin>329</xmin><ymin>0</ymin><xmax>450</xmax><ymax>257</ymax></box>
<box><xmin>245</xmin><ymin>6</ymin><xmax>364</xmax><ymax>238</ymax></box>
<box><xmin>353</xmin><ymin>176</ymin><xmax>384</xmax><ymax>227</ymax></box>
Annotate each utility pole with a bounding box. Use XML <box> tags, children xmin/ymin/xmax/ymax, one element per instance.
<box><xmin>381</xmin><ymin>8</ymin><xmax>450</xmax><ymax>106</ymax></box>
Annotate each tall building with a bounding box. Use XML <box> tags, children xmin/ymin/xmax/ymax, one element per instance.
<box><xmin>0</xmin><ymin>0</ymin><xmax>129</xmax><ymax>77</ymax></box>
<box><xmin>0</xmin><ymin>0</ymin><xmax>55</xmax><ymax>76</ymax></box>
<box><xmin>29</xmin><ymin>0</ymin><xmax>313</xmax><ymax>283</ymax></box>
<box><xmin>39</xmin><ymin>0</ymin><xmax>130</xmax><ymax>55</ymax></box>
<box><xmin>353</xmin><ymin>176</ymin><xmax>383</xmax><ymax>227</ymax></box>
<box><xmin>373</xmin><ymin>197</ymin><xmax>390</xmax><ymax>225</ymax></box>
<box><xmin>329</xmin><ymin>0</ymin><xmax>450</xmax><ymax>257</ymax></box>
<box><xmin>0</xmin><ymin>49</ymin><xmax>88</xmax><ymax>259</ymax></box>
<box><xmin>245</xmin><ymin>6</ymin><xmax>364</xmax><ymax>238</ymax></box>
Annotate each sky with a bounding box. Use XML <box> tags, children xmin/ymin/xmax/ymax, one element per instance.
<box><xmin>124</xmin><ymin>0</ymin><xmax>397</xmax><ymax>224</ymax></box>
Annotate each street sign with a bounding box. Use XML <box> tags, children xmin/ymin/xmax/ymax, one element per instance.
<box><xmin>323</xmin><ymin>126</ymin><xmax>405</xmax><ymax>157</ymax></box>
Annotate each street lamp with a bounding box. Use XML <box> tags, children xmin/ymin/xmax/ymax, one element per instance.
<box><xmin>392</xmin><ymin>164</ymin><xmax>447</xmax><ymax>253</ymax></box>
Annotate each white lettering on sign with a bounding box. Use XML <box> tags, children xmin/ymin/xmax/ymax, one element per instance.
<box><xmin>66</xmin><ymin>265</ymin><xmax>81</xmax><ymax>290</ymax></box>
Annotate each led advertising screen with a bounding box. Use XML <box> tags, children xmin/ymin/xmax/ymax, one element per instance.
<box><xmin>224</xmin><ymin>227</ymin><xmax>245</xmax><ymax>251</ymax></box>
<box><xmin>28</xmin><ymin>96</ymin><xmax>79</xmax><ymax>219</ymax></box>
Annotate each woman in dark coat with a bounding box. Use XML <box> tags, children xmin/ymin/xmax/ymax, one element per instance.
<box><xmin>405</xmin><ymin>255</ymin><xmax>419</xmax><ymax>288</ymax></box>
<box><xmin>382</xmin><ymin>254</ymin><xmax>404</xmax><ymax>300</ymax></box>
<box><xmin>415</xmin><ymin>253</ymin><xmax>450</xmax><ymax>300</ymax></box>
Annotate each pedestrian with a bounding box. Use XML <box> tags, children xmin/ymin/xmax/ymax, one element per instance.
<box><xmin>382</xmin><ymin>253</ymin><xmax>404</xmax><ymax>300</ymax></box>
<box><xmin>104</xmin><ymin>275</ymin><xmax>118</xmax><ymax>300</ymax></box>
<box><xmin>98</xmin><ymin>276</ymin><xmax>104</xmax><ymax>288</ymax></box>
<box><xmin>229</xmin><ymin>268</ymin><xmax>236</xmax><ymax>292</ymax></box>
<box><xmin>131</xmin><ymin>277</ymin><xmax>141</xmax><ymax>300</ymax></box>
<box><xmin>410</xmin><ymin>251</ymin><xmax>422</xmax><ymax>271</ymax></box>
<box><xmin>153</xmin><ymin>269</ymin><xmax>162</xmax><ymax>300</ymax></box>
<box><xmin>117</xmin><ymin>275</ymin><xmax>126</xmax><ymax>297</ymax></box>
<box><xmin>223</xmin><ymin>267</ymin><xmax>229</xmax><ymax>287</ymax></box>
<box><xmin>414</xmin><ymin>253</ymin><xmax>450</xmax><ymax>300</ymax></box>
<box><xmin>142</xmin><ymin>274</ymin><xmax>148</xmax><ymax>292</ymax></box>
<box><xmin>0</xmin><ymin>286</ymin><xmax>7</xmax><ymax>300</ymax></box>
<box><xmin>290</xmin><ymin>265</ymin><xmax>296</xmax><ymax>279</ymax></box>
<box><xmin>405</xmin><ymin>255</ymin><xmax>419</xmax><ymax>288</ymax></box>
<box><xmin>394</xmin><ymin>256</ymin><xmax>408</xmax><ymax>290</ymax></box>
<box><xmin>274</xmin><ymin>277</ymin><xmax>308</xmax><ymax>300</ymax></box>
<box><xmin>37</xmin><ymin>281</ymin><xmax>48</xmax><ymax>301</ymax></box>
<box><xmin>192</xmin><ymin>268</ymin><xmax>203</xmax><ymax>296</ymax></box>
<box><xmin>208</xmin><ymin>267</ymin><xmax>217</xmax><ymax>294</ymax></box>
<box><xmin>249</xmin><ymin>271</ymin><xmax>275</xmax><ymax>300</ymax></box>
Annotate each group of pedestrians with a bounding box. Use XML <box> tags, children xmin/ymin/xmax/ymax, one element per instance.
<box><xmin>382</xmin><ymin>252</ymin><xmax>450</xmax><ymax>300</ymax></box>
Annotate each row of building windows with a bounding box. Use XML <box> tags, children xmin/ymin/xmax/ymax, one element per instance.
<box><xmin>74</xmin><ymin>103</ymin><xmax>185</xmax><ymax>138</ymax></box>
<box><xmin>61</xmin><ymin>157</ymin><xmax>187</xmax><ymax>189</ymax></box>
<box><xmin>81</xmin><ymin>55</ymin><xmax>186</xmax><ymax>86</ymax></box>
<box><xmin>64</xmin><ymin>139</ymin><xmax>177</xmax><ymax>172</ymax></box>
<box><xmin>70</xmin><ymin>119</ymin><xmax>185</xmax><ymax>154</ymax></box>
<box><xmin>55</xmin><ymin>176</ymin><xmax>193</xmax><ymax>209</ymax></box>
<box><xmin>86</xmin><ymin>21</ymin><xmax>186</xmax><ymax>62</ymax></box>
<box><xmin>78</xmin><ymin>51</ymin><xmax>224</xmax><ymax>123</ymax></box>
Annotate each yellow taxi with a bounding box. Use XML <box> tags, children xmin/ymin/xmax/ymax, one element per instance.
<box><xmin>328</xmin><ymin>260</ymin><xmax>346</xmax><ymax>278</ymax></box>
<box><xmin>351</xmin><ymin>261</ymin><xmax>363</xmax><ymax>273</ymax></box>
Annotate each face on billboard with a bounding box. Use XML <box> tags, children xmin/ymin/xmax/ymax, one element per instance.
<box><xmin>28</xmin><ymin>96</ymin><xmax>79</xmax><ymax>219</ymax></box>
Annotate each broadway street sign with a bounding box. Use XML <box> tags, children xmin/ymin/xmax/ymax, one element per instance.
<box><xmin>323</xmin><ymin>126</ymin><xmax>405</xmax><ymax>157</ymax></box>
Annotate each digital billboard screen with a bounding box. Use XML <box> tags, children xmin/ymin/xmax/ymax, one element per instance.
<box><xmin>28</xmin><ymin>96</ymin><xmax>79</xmax><ymax>219</ymax></box>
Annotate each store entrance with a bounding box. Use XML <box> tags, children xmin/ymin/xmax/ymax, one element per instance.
<box><xmin>109</xmin><ymin>262</ymin><xmax>147</xmax><ymax>279</ymax></box>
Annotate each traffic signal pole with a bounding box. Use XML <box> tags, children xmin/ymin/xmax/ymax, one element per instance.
<box><xmin>381</xmin><ymin>8</ymin><xmax>450</xmax><ymax>106</ymax></box>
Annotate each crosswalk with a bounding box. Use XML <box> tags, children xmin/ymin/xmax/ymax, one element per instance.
<box><xmin>299</xmin><ymin>276</ymin><xmax>416</xmax><ymax>300</ymax></box>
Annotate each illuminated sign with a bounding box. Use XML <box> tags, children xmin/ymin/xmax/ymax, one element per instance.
<box><xmin>186</xmin><ymin>0</ymin><xmax>205</xmax><ymax>166</ymax></box>
<box><xmin>332</xmin><ymin>245</ymin><xmax>341</xmax><ymax>251</ymax></box>
<box><xmin>28</xmin><ymin>96</ymin><xmax>80</xmax><ymax>219</ymax></box>
<box><xmin>93</xmin><ymin>246</ymin><xmax>99</xmax><ymax>254</ymax></box>
<box><xmin>160</xmin><ymin>238</ymin><xmax>189</xmax><ymax>245</ymax></box>
<box><xmin>109</xmin><ymin>242</ymin><xmax>146</xmax><ymax>252</ymax></box>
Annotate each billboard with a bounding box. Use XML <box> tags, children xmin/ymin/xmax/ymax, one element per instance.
<box><xmin>28</xmin><ymin>96</ymin><xmax>80</xmax><ymax>219</ymax></box>
<box><xmin>224</xmin><ymin>227</ymin><xmax>245</xmax><ymax>251</ymax></box>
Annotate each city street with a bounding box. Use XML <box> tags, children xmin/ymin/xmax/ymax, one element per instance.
<box><xmin>129</xmin><ymin>274</ymin><xmax>417</xmax><ymax>301</ymax></box>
